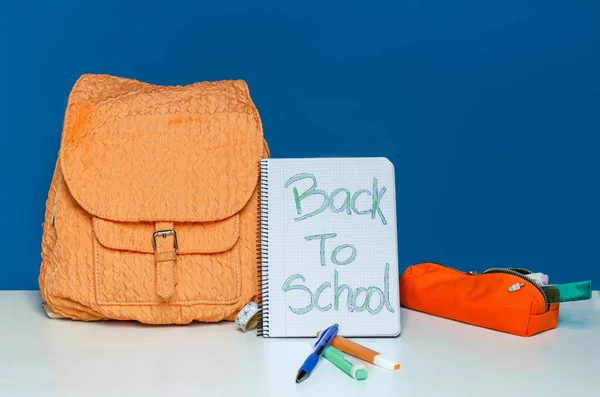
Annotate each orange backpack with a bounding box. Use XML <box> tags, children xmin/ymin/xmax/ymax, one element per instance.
<box><xmin>39</xmin><ymin>74</ymin><xmax>269</xmax><ymax>324</ymax></box>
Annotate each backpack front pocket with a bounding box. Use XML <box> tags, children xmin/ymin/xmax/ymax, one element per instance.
<box><xmin>92</xmin><ymin>216</ymin><xmax>241</xmax><ymax>305</ymax></box>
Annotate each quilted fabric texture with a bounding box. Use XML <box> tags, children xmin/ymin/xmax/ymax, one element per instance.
<box><xmin>39</xmin><ymin>74</ymin><xmax>269</xmax><ymax>324</ymax></box>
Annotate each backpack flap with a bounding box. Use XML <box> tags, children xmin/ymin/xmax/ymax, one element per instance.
<box><xmin>60</xmin><ymin>75</ymin><xmax>263</xmax><ymax>222</ymax></box>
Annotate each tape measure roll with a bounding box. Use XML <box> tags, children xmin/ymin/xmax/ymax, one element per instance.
<box><xmin>235</xmin><ymin>302</ymin><xmax>261</xmax><ymax>332</ymax></box>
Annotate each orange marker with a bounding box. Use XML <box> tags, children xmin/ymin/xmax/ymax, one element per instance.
<box><xmin>316</xmin><ymin>332</ymin><xmax>400</xmax><ymax>371</ymax></box>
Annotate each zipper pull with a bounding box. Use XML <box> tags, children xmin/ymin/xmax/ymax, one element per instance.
<box><xmin>51</xmin><ymin>200</ymin><xmax>56</xmax><ymax>226</ymax></box>
<box><xmin>508</xmin><ymin>282</ymin><xmax>525</xmax><ymax>292</ymax></box>
<box><xmin>467</xmin><ymin>270</ymin><xmax>477</xmax><ymax>275</ymax></box>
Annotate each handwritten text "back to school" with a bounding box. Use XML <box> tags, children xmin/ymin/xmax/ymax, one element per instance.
<box><xmin>279</xmin><ymin>174</ymin><xmax>393</xmax><ymax>315</ymax></box>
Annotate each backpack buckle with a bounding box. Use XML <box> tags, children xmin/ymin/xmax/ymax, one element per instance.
<box><xmin>152</xmin><ymin>230</ymin><xmax>178</xmax><ymax>253</ymax></box>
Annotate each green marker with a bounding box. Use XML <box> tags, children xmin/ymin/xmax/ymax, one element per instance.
<box><xmin>311</xmin><ymin>341</ymin><xmax>368</xmax><ymax>380</ymax></box>
<box><xmin>542</xmin><ymin>281</ymin><xmax>592</xmax><ymax>304</ymax></box>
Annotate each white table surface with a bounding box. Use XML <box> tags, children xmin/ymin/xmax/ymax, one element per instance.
<box><xmin>1</xmin><ymin>291</ymin><xmax>599</xmax><ymax>397</ymax></box>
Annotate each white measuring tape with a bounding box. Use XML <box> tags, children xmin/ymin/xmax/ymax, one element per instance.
<box><xmin>235</xmin><ymin>301</ymin><xmax>261</xmax><ymax>332</ymax></box>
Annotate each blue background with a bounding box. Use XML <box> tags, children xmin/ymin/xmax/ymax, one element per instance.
<box><xmin>1</xmin><ymin>1</ymin><xmax>598</xmax><ymax>290</ymax></box>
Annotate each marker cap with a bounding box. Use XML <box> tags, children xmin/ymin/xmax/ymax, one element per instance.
<box><xmin>374</xmin><ymin>355</ymin><xmax>401</xmax><ymax>371</ymax></box>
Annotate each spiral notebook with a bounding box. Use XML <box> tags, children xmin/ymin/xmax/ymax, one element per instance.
<box><xmin>258</xmin><ymin>157</ymin><xmax>401</xmax><ymax>337</ymax></box>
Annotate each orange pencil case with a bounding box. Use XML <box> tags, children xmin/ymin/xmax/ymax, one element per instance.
<box><xmin>400</xmin><ymin>262</ymin><xmax>559</xmax><ymax>337</ymax></box>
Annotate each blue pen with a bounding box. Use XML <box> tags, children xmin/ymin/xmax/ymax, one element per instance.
<box><xmin>295</xmin><ymin>323</ymin><xmax>339</xmax><ymax>383</ymax></box>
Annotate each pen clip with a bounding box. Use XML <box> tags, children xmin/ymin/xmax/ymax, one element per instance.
<box><xmin>314</xmin><ymin>331</ymin><xmax>325</xmax><ymax>345</ymax></box>
<box><xmin>315</xmin><ymin>323</ymin><xmax>339</xmax><ymax>348</ymax></box>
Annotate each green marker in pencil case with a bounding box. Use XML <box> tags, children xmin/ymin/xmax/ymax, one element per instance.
<box><xmin>542</xmin><ymin>281</ymin><xmax>592</xmax><ymax>304</ymax></box>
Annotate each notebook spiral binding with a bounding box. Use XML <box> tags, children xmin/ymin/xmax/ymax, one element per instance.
<box><xmin>257</xmin><ymin>160</ymin><xmax>270</xmax><ymax>337</ymax></box>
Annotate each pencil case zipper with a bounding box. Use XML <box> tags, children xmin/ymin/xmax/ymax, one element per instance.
<box><xmin>481</xmin><ymin>267</ymin><xmax>550</xmax><ymax>313</ymax></box>
<box><xmin>432</xmin><ymin>263</ymin><xmax>550</xmax><ymax>313</ymax></box>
